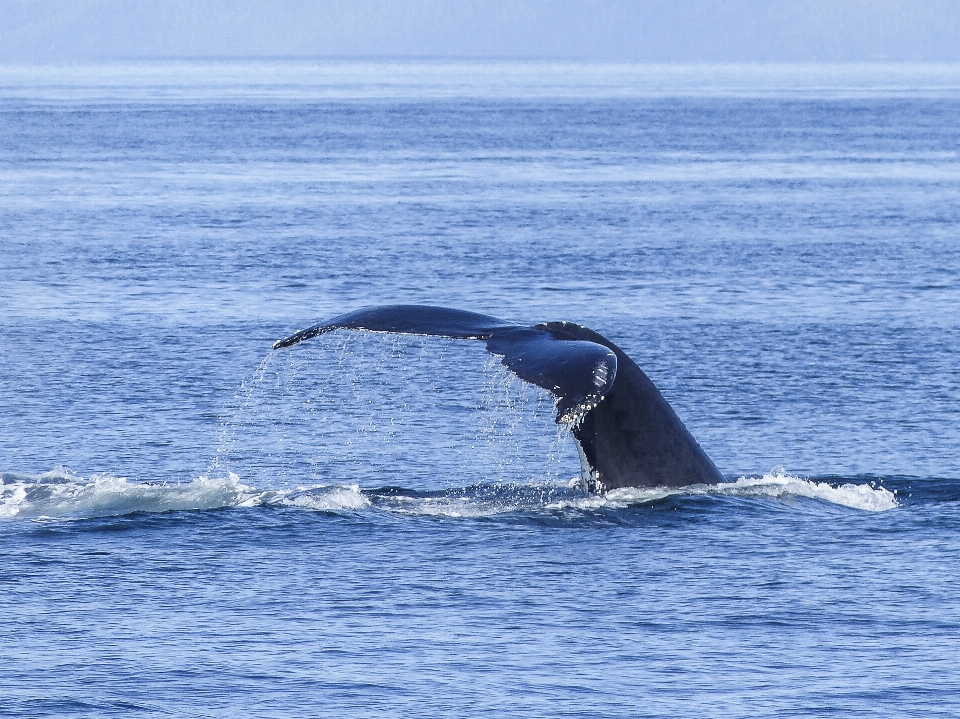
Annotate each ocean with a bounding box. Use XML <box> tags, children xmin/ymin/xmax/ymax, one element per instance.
<box><xmin>2</xmin><ymin>61</ymin><xmax>959</xmax><ymax>717</ymax></box>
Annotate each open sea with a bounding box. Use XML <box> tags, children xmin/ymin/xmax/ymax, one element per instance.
<box><xmin>2</xmin><ymin>61</ymin><xmax>960</xmax><ymax>717</ymax></box>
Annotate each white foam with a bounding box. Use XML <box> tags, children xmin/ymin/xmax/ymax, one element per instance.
<box><xmin>379</xmin><ymin>494</ymin><xmax>518</xmax><ymax>518</ymax></box>
<box><xmin>0</xmin><ymin>467</ymin><xmax>898</xmax><ymax>521</ymax></box>
<box><xmin>723</xmin><ymin>469</ymin><xmax>899</xmax><ymax>511</ymax></box>
<box><xmin>0</xmin><ymin>469</ymin><xmax>253</xmax><ymax>520</ymax></box>
<box><xmin>606</xmin><ymin>468</ymin><xmax>899</xmax><ymax>512</ymax></box>
<box><xmin>281</xmin><ymin>484</ymin><xmax>371</xmax><ymax>511</ymax></box>
<box><xmin>0</xmin><ymin>470</ymin><xmax>371</xmax><ymax>520</ymax></box>
<box><xmin>546</xmin><ymin>492</ymin><xmax>627</xmax><ymax>511</ymax></box>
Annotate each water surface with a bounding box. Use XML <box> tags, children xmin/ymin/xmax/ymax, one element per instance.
<box><xmin>2</xmin><ymin>62</ymin><xmax>959</xmax><ymax>718</ymax></box>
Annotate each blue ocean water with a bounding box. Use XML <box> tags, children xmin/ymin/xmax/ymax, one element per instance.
<box><xmin>2</xmin><ymin>62</ymin><xmax>960</xmax><ymax>717</ymax></box>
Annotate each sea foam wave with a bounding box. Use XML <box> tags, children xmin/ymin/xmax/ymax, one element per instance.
<box><xmin>606</xmin><ymin>468</ymin><xmax>899</xmax><ymax>512</ymax></box>
<box><xmin>0</xmin><ymin>469</ymin><xmax>369</xmax><ymax>520</ymax></box>
<box><xmin>0</xmin><ymin>467</ymin><xmax>897</xmax><ymax>521</ymax></box>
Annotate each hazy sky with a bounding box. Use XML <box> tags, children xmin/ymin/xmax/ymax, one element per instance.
<box><xmin>3</xmin><ymin>0</ymin><xmax>960</xmax><ymax>63</ymax></box>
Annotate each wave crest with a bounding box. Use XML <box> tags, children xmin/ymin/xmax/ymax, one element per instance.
<box><xmin>0</xmin><ymin>469</ymin><xmax>369</xmax><ymax>520</ymax></box>
<box><xmin>607</xmin><ymin>468</ymin><xmax>899</xmax><ymax>512</ymax></box>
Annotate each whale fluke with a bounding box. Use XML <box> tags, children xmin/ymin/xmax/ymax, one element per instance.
<box><xmin>273</xmin><ymin>305</ymin><xmax>723</xmax><ymax>493</ymax></box>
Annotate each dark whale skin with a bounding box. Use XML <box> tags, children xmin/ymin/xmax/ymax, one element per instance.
<box><xmin>539</xmin><ymin>322</ymin><xmax>722</xmax><ymax>492</ymax></box>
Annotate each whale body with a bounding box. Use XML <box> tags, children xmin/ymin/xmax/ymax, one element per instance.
<box><xmin>273</xmin><ymin>305</ymin><xmax>723</xmax><ymax>493</ymax></box>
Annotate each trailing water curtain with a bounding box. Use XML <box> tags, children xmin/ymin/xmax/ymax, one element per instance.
<box><xmin>274</xmin><ymin>305</ymin><xmax>723</xmax><ymax>494</ymax></box>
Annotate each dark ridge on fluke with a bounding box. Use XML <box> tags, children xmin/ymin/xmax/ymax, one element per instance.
<box><xmin>274</xmin><ymin>304</ymin><xmax>723</xmax><ymax>494</ymax></box>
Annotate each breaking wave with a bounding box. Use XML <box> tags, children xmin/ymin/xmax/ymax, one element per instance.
<box><xmin>0</xmin><ymin>467</ymin><xmax>898</xmax><ymax>521</ymax></box>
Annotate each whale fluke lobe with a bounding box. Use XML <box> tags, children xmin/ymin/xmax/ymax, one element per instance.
<box><xmin>484</xmin><ymin>326</ymin><xmax>617</xmax><ymax>423</ymax></box>
<box><xmin>274</xmin><ymin>304</ymin><xmax>723</xmax><ymax>493</ymax></box>
<box><xmin>271</xmin><ymin>305</ymin><xmax>513</xmax><ymax>348</ymax></box>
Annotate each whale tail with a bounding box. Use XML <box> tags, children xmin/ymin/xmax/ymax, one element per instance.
<box><xmin>274</xmin><ymin>305</ymin><xmax>723</xmax><ymax>493</ymax></box>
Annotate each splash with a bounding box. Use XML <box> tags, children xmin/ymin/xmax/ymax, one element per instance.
<box><xmin>0</xmin><ymin>466</ymin><xmax>898</xmax><ymax>522</ymax></box>
<box><xmin>722</xmin><ymin>468</ymin><xmax>899</xmax><ymax>511</ymax></box>
<box><xmin>0</xmin><ymin>469</ymin><xmax>369</xmax><ymax>520</ymax></box>
<box><xmin>606</xmin><ymin>467</ymin><xmax>899</xmax><ymax>512</ymax></box>
<box><xmin>211</xmin><ymin>331</ymin><xmax>578</xmax><ymax>489</ymax></box>
<box><xmin>376</xmin><ymin>493</ymin><xmax>517</xmax><ymax>518</ymax></box>
<box><xmin>0</xmin><ymin>468</ymin><xmax>251</xmax><ymax>520</ymax></box>
<box><xmin>274</xmin><ymin>484</ymin><xmax>371</xmax><ymax>511</ymax></box>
